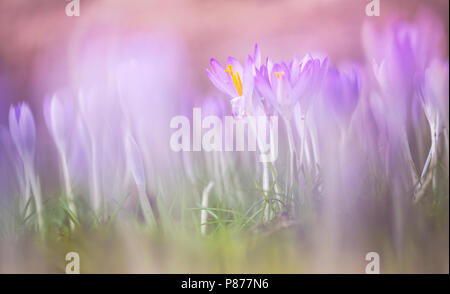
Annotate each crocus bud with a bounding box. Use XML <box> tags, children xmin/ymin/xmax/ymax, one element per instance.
<box><xmin>8</xmin><ymin>102</ymin><xmax>36</xmax><ymax>163</ymax></box>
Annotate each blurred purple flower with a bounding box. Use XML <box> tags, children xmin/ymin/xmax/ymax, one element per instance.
<box><xmin>202</xmin><ymin>95</ymin><xmax>227</xmax><ymax>118</ymax></box>
<box><xmin>43</xmin><ymin>94</ymin><xmax>75</xmax><ymax>152</ymax></box>
<box><xmin>363</xmin><ymin>16</ymin><xmax>448</xmax><ymax>192</ymax></box>
<box><xmin>363</xmin><ymin>16</ymin><xmax>445</xmax><ymax>127</ymax></box>
<box><xmin>8</xmin><ymin>102</ymin><xmax>36</xmax><ymax>163</ymax></box>
<box><xmin>8</xmin><ymin>102</ymin><xmax>44</xmax><ymax>230</ymax></box>
<box><xmin>320</xmin><ymin>66</ymin><xmax>361</xmax><ymax>127</ymax></box>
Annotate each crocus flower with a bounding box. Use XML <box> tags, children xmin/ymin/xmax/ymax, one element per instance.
<box><xmin>206</xmin><ymin>44</ymin><xmax>261</xmax><ymax>118</ymax></box>
<box><xmin>298</xmin><ymin>66</ymin><xmax>360</xmax><ymax>175</ymax></box>
<box><xmin>8</xmin><ymin>102</ymin><xmax>43</xmax><ymax>231</ymax></box>
<box><xmin>364</xmin><ymin>22</ymin><xmax>419</xmax><ymax>189</ymax></box>
<box><xmin>254</xmin><ymin>54</ymin><xmax>327</xmax><ymax>199</ymax></box>
<box><xmin>319</xmin><ymin>66</ymin><xmax>361</xmax><ymax>128</ymax></box>
<box><xmin>44</xmin><ymin>94</ymin><xmax>78</xmax><ymax>228</ymax></box>
<box><xmin>363</xmin><ymin>16</ymin><xmax>444</xmax><ymax>129</ymax></box>
<box><xmin>206</xmin><ymin>45</ymin><xmax>280</xmax><ymax>221</ymax></box>
<box><xmin>364</xmin><ymin>18</ymin><xmax>446</xmax><ymax>193</ymax></box>
<box><xmin>255</xmin><ymin>55</ymin><xmax>328</xmax><ymax>120</ymax></box>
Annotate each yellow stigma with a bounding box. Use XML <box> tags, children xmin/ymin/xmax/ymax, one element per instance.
<box><xmin>224</xmin><ymin>64</ymin><xmax>243</xmax><ymax>96</ymax></box>
<box><xmin>275</xmin><ymin>71</ymin><xmax>285</xmax><ymax>80</ymax></box>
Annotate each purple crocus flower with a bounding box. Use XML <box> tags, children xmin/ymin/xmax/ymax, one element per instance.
<box><xmin>8</xmin><ymin>102</ymin><xmax>43</xmax><ymax>230</ymax></box>
<box><xmin>206</xmin><ymin>44</ymin><xmax>261</xmax><ymax>118</ymax></box>
<box><xmin>363</xmin><ymin>16</ymin><xmax>444</xmax><ymax>129</ymax></box>
<box><xmin>319</xmin><ymin>66</ymin><xmax>361</xmax><ymax>127</ymax></box>
<box><xmin>8</xmin><ymin>102</ymin><xmax>36</xmax><ymax>163</ymax></box>
<box><xmin>255</xmin><ymin>55</ymin><xmax>328</xmax><ymax>120</ymax></box>
<box><xmin>363</xmin><ymin>17</ymin><xmax>446</xmax><ymax>192</ymax></box>
<box><xmin>254</xmin><ymin>53</ymin><xmax>328</xmax><ymax>200</ymax></box>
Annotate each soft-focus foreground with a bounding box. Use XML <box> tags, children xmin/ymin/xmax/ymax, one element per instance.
<box><xmin>0</xmin><ymin>1</ymin><xmax>449</xmax><ymax>273</ymax></box>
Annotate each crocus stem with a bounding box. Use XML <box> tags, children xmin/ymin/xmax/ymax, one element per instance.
<box><xmin>418</xmin><ymin>114</ymin><xmax>439</xmax><ymax>190</ymax></box>
<box><xmin>218</xmin><ymin>151</ymin><xmax>229</xmax><ymax>195</ymax></box>
<box><xmin>303</xmin><ymin>133</ymin><xmax>312</xmax><ymax>169</ymax></box>
<box><xmin>60</xmin><ymin>150</ymin><xmax>77</xmax><ymax>230</ymax></box>
<box><xmin>417</xmin><ymin>124</ymin><xmax>448</xmax><ymax>203</ymax></box>
<box><xmin>90</xmin><ymin>143</ymin><xmax>102</xmax><ymax>219</ymax></box>
<box><xmin>308</xmin><ymin>123</ymin><xmax>320</xmax><ymax>175</ymax></box>
<box><xmin>137</xmin><ymin>186</ymin><xmax>155</xmax><ymax>226</ymax></box>
<box><xmin>444</xmin><ymin>127</ymin><xmax>449</xmax><ymax>157</ymax></box>
<box><xmin>420</xmin><ymin>136</ymin><xmax>434</xmax><ymax>184</ymax></box>
<box><xmin>212</xmin><ymin>152</ymin><xmax>224</xmax><ymax>198</ymax></box>
<box><xmin>248</xmin><ymin>115</ymin><xmax>274</xmax><ymax>220</ymax></box>
<box><xmin>339</xmin><ymin>126</ymin><xmax>347</xmax><ymax>159</ymax></box>
<box><xmin>24</xmin><ymin>171</ymin><xmax>32</xmax><ymax>220</ymax></box>
<box><xmin>201</xmin><ymin>181</ymin><xmax>214</xmax><ymax>235</ymax></box>
<box><xmin>269</xmin><ymin>162</ymin><xmax>282</xmax><ymax>210</ymax></box>
<box><xmin>298</xmin><ymin>118</ymin><xmax>306</xmax><ymax>170</ymax></box>
<box><xmin>262</xmin><ymin>161</ymin><xmax>270</xmax><ymax>222</ymax></box>
<box><xmin>401</xmin><ymin>128</ymin><xmax>419</xmax><ymax>185</ymax></box>
<box><xmin>25</xmin><ymin>163</ymin><xmax>43</xmax><ymax>232</ymax></box>
<box><xmin>269</xmin><ymin>123</ymin><xmax>281</xmax><ymax>202</ymax></box>
<box><xmin>432</xmin><ymin>115</ymin><xmax>440</xmax><ymax>190</ymax></box>
<box><xmin>284</xmin><ymin>117</ymin><xmax>295</xmax><ymax>202</ymax></box>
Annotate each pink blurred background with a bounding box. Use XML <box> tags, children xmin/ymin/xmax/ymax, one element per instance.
<box><xmin>0</xmin><ymin>0</ymin><xmax>448</xmax><ymax>124</ymax></box>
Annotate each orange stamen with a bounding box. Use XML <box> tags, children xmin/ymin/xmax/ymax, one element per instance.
<box><xmin>224</xmin><ymin>64</ymin><xmax>243</xmax><ymax>96</ymax></box>
<box><xmin>275</xmin><ymin>71</ymin><xmax>285</xmax><ymax>80</ymax></box>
